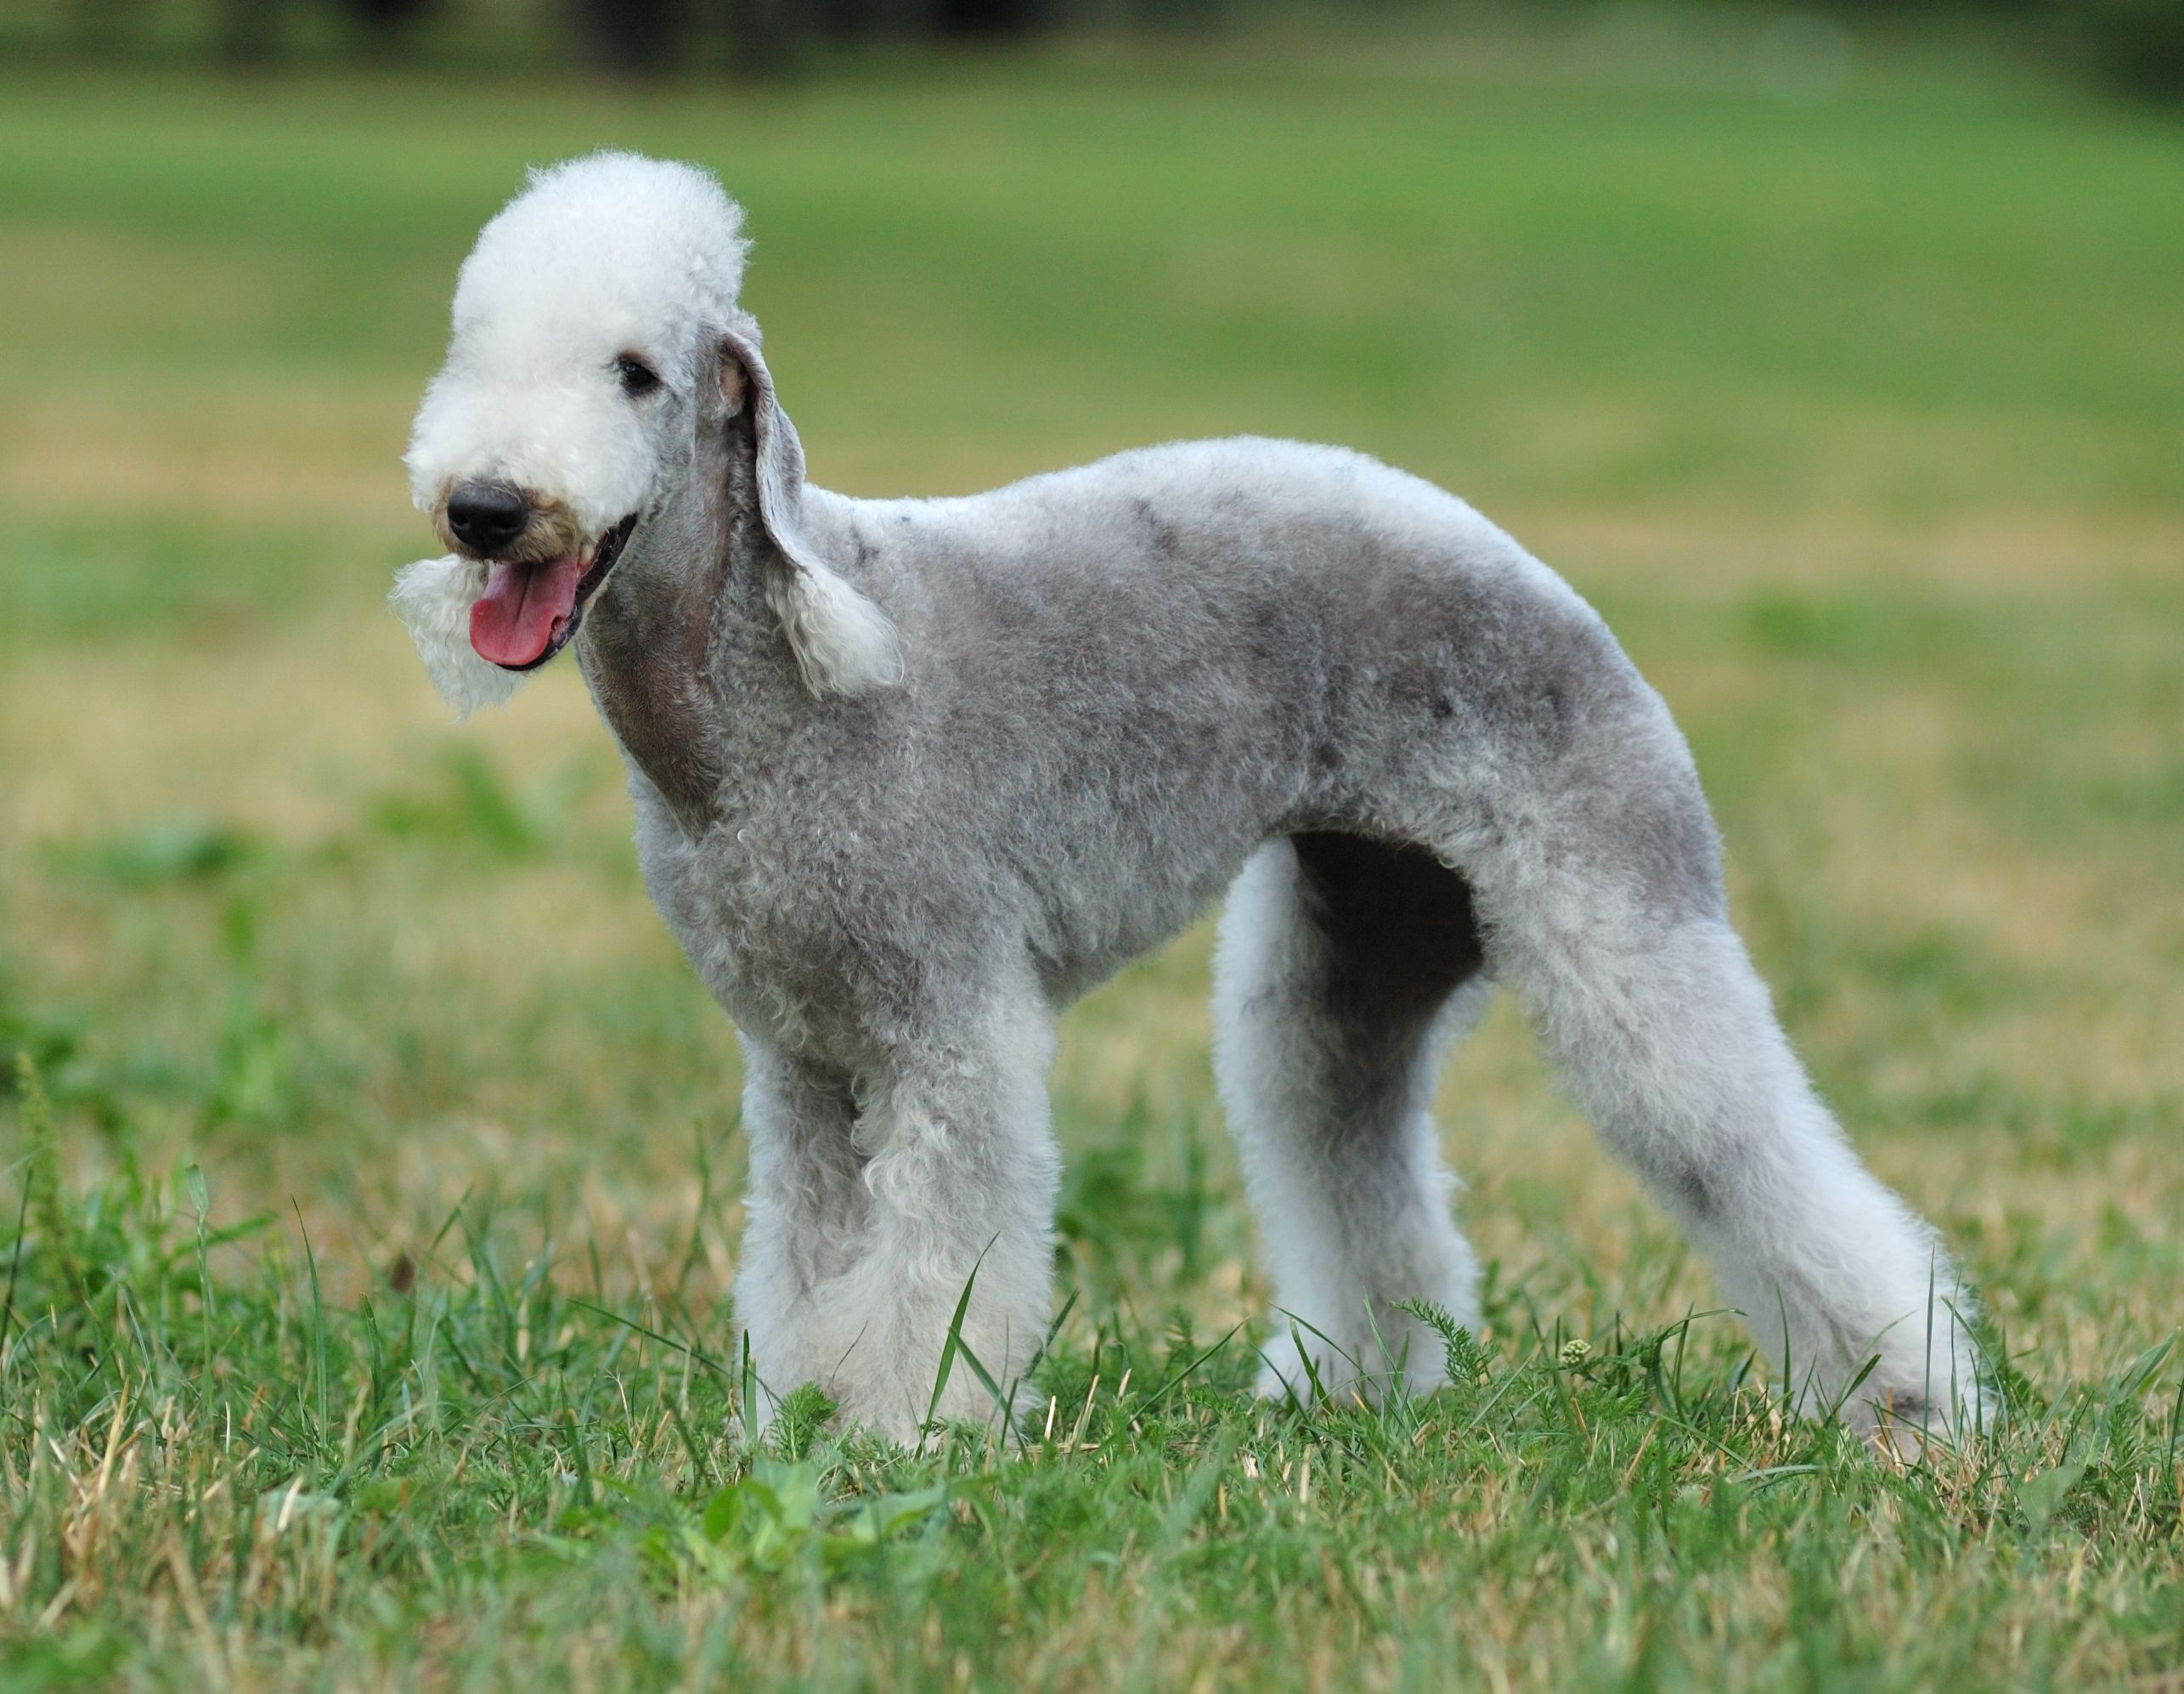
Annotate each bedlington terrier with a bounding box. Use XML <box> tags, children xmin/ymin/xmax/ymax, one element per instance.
<box><xmin>394</xmin><ymin>152</ymin><xmax>1986</xmax><ymax>1443</ymax></box>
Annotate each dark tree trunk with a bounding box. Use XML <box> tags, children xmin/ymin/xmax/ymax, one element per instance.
<box><xmin>936</xmin><ymin>0</ymin><xmax>1047</xmax><ymax>33</ymax></box>
<box><xmin>816</xmin><ymin>0</ymin><xmax>933</xmax><ymax>38</ymax></box>
<box><xmin>573</xmin><ymin>0</ymin><xmax>686</xmax><ymax>76</ymax></box>
<box><xmin>723</xmin><ymin>0</ymin><xmax>808</xmax><ymax>75</ymax></box>
<box><xmin>216</xmin><ymin>0</ymin><xmax>284</xmax><ymax>65</ymax></box>
<box><xmin>348</xmin><ymin>0</ymin><xmax>435</xmax><ymax>58</ymax></box>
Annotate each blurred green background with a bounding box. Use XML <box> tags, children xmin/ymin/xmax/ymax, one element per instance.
<box><xmin>0</xmin><ymin>9</ymin><xmax>2181</xmax><ymax>1687</ymax></box>
<box><xmin>3</xmin><ymin>0</ymin><xmax>2183</xmax><ymax>101</ymax></box>
<box><xmin>5</xmin><ymin>0</ymin><xmax>2181</xmax><ymax>1433</ymax></box>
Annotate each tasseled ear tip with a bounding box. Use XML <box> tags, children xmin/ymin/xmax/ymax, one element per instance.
<box><xmin>388</xmin><ymin>555</ymin><xmax>533</xmax><ymax>719</ymax></box>
<box><xmin>766</xmin><ymin>561</ymin><xmax>905</xmax><ymax>698</ymax></box>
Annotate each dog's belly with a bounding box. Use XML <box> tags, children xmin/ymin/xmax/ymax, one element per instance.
<box><xmin>1018</xmin><ymin>827</ymin><xmax>1263</xmax><ymax>1006</ymax></box>
<box><xmin>628</xmin><ymin>745</ymin><xmax>1278</xmax><ymax>1057</ymax></box>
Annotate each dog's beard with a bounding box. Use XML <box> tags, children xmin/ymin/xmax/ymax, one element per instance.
<box><xmin>390</xmin><ymin>554</ymin><xmax>535</xmax><ymax>717</ymax></box>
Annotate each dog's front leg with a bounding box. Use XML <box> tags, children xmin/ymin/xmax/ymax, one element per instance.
<box><xmin>731</xmin><ymin>1038</ymin><xmax>874</xmax><ymax>1431</ymax></box>
<box><xmin>736</xmin><ymin>993</ymin><xmax>1063</xmax><ymax>1443</ymax></box>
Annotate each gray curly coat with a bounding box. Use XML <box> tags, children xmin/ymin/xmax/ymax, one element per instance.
<box><xmin>394</xmin><ymin>153</ymin><xmax>1985</xmax><ymax>1443</ymax></box>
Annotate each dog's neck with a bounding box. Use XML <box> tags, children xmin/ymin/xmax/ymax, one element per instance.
<box><xmin>574</xmin><ymin>423</ymin><xmax>811</xmax><ymax>835</ymax></box>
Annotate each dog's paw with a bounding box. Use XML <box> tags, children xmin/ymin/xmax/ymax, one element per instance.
<box><xmin>1253</xmin><ymin>1327</ymin><xmax>1389</xmax><ymax>1409</ymax></box>
<box><xmin>1253</xmin><ymin>1329</ymin><xmax>1318</xmax><ymax>1404</ymax></box>
<box><xmin>1844</xmin><ymin>1378</ymin><xmax>1999</xmax><ymax>1460</ymax></box>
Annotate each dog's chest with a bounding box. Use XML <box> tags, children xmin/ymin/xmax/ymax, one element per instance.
<box><xmin>627</xmin><ymin>784</ymin><xmax>905</xmax><ymax>1059</ymax></box>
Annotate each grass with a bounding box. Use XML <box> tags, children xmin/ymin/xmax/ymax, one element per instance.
<box><xmin>2</xmin><ymin>38</ymin><xmax>2181</xmax><ymax>1691</ymax></box>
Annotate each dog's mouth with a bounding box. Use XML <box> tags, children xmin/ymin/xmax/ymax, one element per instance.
<box><xmin>468</xmin><ymin>513</ymin><xmax>640</xmax><ymax>671</ymax></box>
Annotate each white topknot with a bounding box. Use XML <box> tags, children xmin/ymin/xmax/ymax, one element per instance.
<box><xmin>453</xmin><ymin>152</ymin><xmax>748</xmax><ymax>353</ymax></box>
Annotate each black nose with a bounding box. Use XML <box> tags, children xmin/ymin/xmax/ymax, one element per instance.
<box><xmin>445</xmin><ymin>481</ymin><xmax>532</xmax><ymax>555</ymax></box>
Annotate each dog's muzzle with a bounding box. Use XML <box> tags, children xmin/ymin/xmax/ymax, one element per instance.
<box><xmin>466</xmin><ymin>511</ymin><xmax>641</xmax><ymax>671</ymax></box>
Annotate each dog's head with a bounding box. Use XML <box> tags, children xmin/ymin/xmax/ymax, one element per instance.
<box><xmin>393</xmin><ymin>152</ymin><xmax>897</xmax><ymax>715</ymax></box>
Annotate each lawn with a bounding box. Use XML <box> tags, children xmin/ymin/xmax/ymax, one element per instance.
<box><xmin>1</xmin><ymin>40</ymin><xmax>2181</xmax><ymax>1691</ymax></box>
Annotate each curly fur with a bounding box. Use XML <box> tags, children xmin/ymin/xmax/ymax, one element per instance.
<box><xmin>395</xmin><ymin>154</ymin><xmax>1992</xmax><ymax>1445</ymax></box>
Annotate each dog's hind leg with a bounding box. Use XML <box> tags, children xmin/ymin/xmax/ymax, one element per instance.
<box><xmin>1214</xmin><ymin>833</ymin><xmax>1489</xmax><ymax>1403</ymax></box>
<box><xmin>1466</xmin><ymin>739</ymin><xmax>1990</xmax><ymax>1440</ymax></box>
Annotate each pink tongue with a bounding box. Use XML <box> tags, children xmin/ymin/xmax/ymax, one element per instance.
<box><xmin>469</xmin><ymin>554</ymin><xmax>587</xmax><ymax>668</ymax></box>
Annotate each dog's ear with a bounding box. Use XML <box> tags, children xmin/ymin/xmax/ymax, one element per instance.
<box><xmin>715</xmin><ymin>319</ymin><xmax>902</xmax><ymax>697</ymax></box>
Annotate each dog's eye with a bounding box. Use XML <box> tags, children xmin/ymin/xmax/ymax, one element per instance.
<box><xmin>615</xmin><ymin>355</ymin><xmax>662</xmax><ymax>398</ymax></box>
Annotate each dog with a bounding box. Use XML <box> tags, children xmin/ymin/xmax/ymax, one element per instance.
<box><xmin>394</xmin><ymin>152</ymin><xmax>1986</xmax><ymax>1443</ymax></box>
